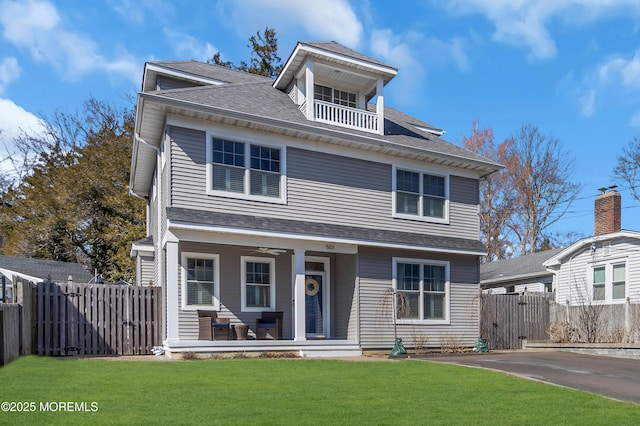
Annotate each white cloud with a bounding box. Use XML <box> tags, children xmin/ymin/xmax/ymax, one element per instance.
<box><xmin>0</xmin><ymin>0</ymin><xmax>139</xmax><ymax>84</ymax></box>
<box><xmin>0</xmin><ymin>98</ymin><xmax>46</xmax><ymax>175</ymax></box>
<box><xmin>573</xmin><ymin>49</ymin><xmax>640</xmax><ymax>118</ymax></box>
<box><xmin>218</xmin><ymin>0</ymin><xmax>363</xmax><ymax>48</ymax></box>
<box><xmin>163</xmin><ymin>29</ymin><xmax>217</xmax><ymax>62</ymax></box>
<box><xmin>578</xmin><ymin>89</ymin><xmax>596</xmax><ymax>117</ymax></box>
<box><xmin>440</xmin><ymin>0</ymin><xmax>640</xmax><ymax>60</ymax></box>
<box><xmin>0</xmin><ymin>56</ymin><xmax>19</xmax><ymax>93</ymax></box>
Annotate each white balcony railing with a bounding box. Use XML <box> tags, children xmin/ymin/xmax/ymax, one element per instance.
<box><xmin>313</xmin><ymin>100</ymin><xmax>379</xmax><ymax>133</ymax></box>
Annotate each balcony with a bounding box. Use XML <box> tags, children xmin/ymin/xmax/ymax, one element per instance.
<box><xmin>310</xmin><ymin>100</ymin><xmax>379</xmax><ymax>133</ymax></box>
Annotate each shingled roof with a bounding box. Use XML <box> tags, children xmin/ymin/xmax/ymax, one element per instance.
<box><xmin>139</xmin><ymin>77</ymin><xmax>500</xmax><ymax>171</ymax></box>
<box><xmin>167</xmin><ymin>207</ymin><xmax>487</xmax><ymax>254</ymax></box>
<box><xmin>0</xmin><ymin>255</ymin><xmax>94</xmax><ymax>283</ymax></box>
<box><xmin>480</xmin><ymin>248</ymin><xmax>564</xmax><ymax>286</ymax></box>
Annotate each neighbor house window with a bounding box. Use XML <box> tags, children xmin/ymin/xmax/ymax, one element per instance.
<box><xmin>241</xmin><ymin>257</ymin><xmax>276</xmax><ymax>312</ymax></box>
<box><xmin>612</xmin><ymin>263</ymin><xmax>626</xmax><ymax>300</ymax></box>
<box><xmin>394</xmin><ymin>258</ymin><xmax>449</xmax><ymax>323</ymax></box>
<box><xmin>394</xmin><ymin>167</ymin><xmax>448</xmax><ymax>221</ymax></box>
<box><xmin>208</xmin><ymin>136</ymin><xmax>285</xmax><ymax>202</ymax></box>
<box><xmin>181</xmin><ymin>253</ymin><xmax>219</xmax><ymax>310</ymax></box>
<box><xmin>592</xmin><ymin>266</ymin><xmax>605</xmax><ymax>301</ymax></box>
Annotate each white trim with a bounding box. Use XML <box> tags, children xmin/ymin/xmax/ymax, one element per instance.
<box><xmin>144</xmin><ymin>63</ymin><xmax>227</xmax><ymax>87</ymax></box>
<box><xmin>205</xmin><ymin>132</ymin><xmax>287</xmax><ymax>204</ymax></box>
<box><xmin>587</xmin><ymin>260</ymin><xmax>628</xmax><ymax>305</ymax></box>
<box><xmin>392</xmin><ymin>165</ymin><xmax>450</xmax><ymax>225</ymax></box>
<box><xmin>392</xmin><ymin>257</ymin><xmax>451</xmax><ymax>325</ymax></box>
<box><xmin>180</xmin><ymin>252</ymin><xmax>220</xmax><ymax>311</ymax></box>
<box><xmin>240</xmin><ymin>256</ymin><xmax>276</xmax><ymax>312</ymax></box>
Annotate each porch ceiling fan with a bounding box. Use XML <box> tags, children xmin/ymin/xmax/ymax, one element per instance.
<box><xmin>248</xmin><ymin>247</ymin><xmax>288</xmax><ymax>256</ymax></box>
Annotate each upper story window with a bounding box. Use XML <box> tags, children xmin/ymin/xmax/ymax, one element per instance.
<box><xmin>208</xmin><ymin>136</ymin><xmax>285</xmax><ymax>203</ymax></box>
<box><xmin>314</xmin><ymin>84</ymin><xmax>356</xmax><ymax>108</ymax></box>
<box><xmin>393</xmin><ymin>167</ymin><xmax>449</xmax><ymax>223</ymax></box>
<box><xmin>393</xmin><ymin>258</ymin><xmax>450</xmax><ymax>324</ymax></box>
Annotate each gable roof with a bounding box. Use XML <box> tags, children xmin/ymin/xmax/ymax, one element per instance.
<box><xmin>543</xmin><ymin>230</ymin><xmax>640</xmax><ymax>268</ymax></box>
<box><xmin>0</xmin><ymin>255</ymin><xmax>94</xmax><ymax>284</ymax></box>
<box><xmin>131</xmin><ymin>41</ymin><xmax>503</xmax><ymax>197</ymax></box>
<box><xmin>480</xmin><ymin>248</ymin><xmax>563</xmax><ymax>287</ymax></box>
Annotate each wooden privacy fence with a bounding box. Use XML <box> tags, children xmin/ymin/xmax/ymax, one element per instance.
<box><xmin>0</xmin><ymin>304</ymin><xmax>22</xmax><ymax>366</ymax></box>
<box><xmin>480</xmin><ymin>293</ymin><xmax>552</xmax><ymax>350</ymax></box>
<box><xmin>35</xmin><ymin>281</ymin><xmax>162</xmax><ymax>356</ymax></box>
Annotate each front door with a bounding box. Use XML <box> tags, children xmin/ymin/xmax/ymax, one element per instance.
<box><xmin>305</xmin><ymin>271</ymin><xmax>326</xmax><ymax>338</ymax></box>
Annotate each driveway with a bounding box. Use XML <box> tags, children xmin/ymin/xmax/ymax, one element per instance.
<box><xmin>423</xmin><ymin>351</ymin><xmax>640</xmax><ymax>404</ymax></box>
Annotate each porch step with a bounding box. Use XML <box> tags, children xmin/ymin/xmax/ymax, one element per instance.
<box><xmin>163</xmin><ymin>339</ymin><xmax>362</xmax><ymax>358</ymax></box>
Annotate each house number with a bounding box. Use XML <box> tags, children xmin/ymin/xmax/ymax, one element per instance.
<box><xmin>325</xmin><ymin>244</ymin><xmax>335</xmax><ymax>251</ymax></box>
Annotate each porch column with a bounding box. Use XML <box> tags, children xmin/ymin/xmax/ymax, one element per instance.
<box><xmin>305</xmin><ymin>60</ymin><xmax>315</xmax><ymax>121</ymax></box>
<box><xmin>165</xmin><ymin>240</ymin><xmax>179</xmax><ymax>342</ymax></box>
<box><xmin>293</xmin><ymin>248</ymin><xmax>307</xmax><ymax>341</ymax></box>
<box><xmin>376</xmin><ymin>77</ymin><xmax>384</xmax><ymax>135</ymax></box>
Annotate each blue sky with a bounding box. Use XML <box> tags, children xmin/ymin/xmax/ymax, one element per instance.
<box><xmin>1</xmin><ymin>0</ymin><xmax>639</xmax><ymax>242</ymax></box>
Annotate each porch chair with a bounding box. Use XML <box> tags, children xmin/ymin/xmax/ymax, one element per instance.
<box><xmin>256</xmin><ymin>311</ymin><xmax>283</xmax><ymax>340</ymax></box>
<box><xmin>197</xmin><ymin>310</ymin><xmax>231</xmax><ymax>340</ymax></box>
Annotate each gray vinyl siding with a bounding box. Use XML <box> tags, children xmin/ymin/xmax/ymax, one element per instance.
<box><xmin>334</xmin><ymin>253</ymin><xmax>358</xmax><ymax>340</ymax></box>
<box><xmin>357</xmin><ymin>247</ymin><xmax>480</xmax><ymax>350</ymax></box>
<box><xmin>177</xmin><ymin>243</ymin><xmax>292</xmax><ymax>340</ymax></box>
<box><xmin>156</xmin><ymin>76</ymin><xmax>202</xmax><ymax>91</ymax></box>
<box><xmin>139</xmin><ymin>254</ymin><xmax>155</xmax><ymax>286</ymax></box>
<box><xmin>169</xmin><ymin>126</ymin><xmax>480</xmax><ymax>240</ymax></box>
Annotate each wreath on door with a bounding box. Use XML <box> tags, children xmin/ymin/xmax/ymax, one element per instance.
<box><xmin>305</xmin><ymin>278</ymin><xmax>319</xmax><ymax>296</ymax></box>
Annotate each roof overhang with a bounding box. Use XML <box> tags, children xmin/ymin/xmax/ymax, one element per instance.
<box><xmin>141</xmin><ymin>63</ymin><xmax>227</xmax><ymax>93</ymax></box>
<box><xmin>129</xmin><ymin>92</ymin><xmax>502</xmax><ymax>197</ymax></box>
<box><xmin>166</xmin><ymin>219</ymin><xmax>487</xmax><ymax>257</ymax></box>
<box><xmin>0</xmin><ymin>268</ymin><xmax>43</xmax><ymax>283</ymax></box>
<box><xmin>274</xmin><ymin>42</ymin><xmax>398</xmax><ymax>92</ymax></box>
<box><xmin>480</xmin><ymin>271</ymin><xmax>552</xmax><ymax>288</ymax></box>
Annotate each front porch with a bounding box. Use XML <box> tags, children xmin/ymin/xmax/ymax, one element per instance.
<box><xmin>163</xmin><ymin>338</ymin><xmax>362</xmax><ymax>358</ymax></box>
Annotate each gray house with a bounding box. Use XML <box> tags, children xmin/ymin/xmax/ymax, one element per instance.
<box><xmin>129</xmin><ymin>41</ymin><xmax>501</xmax><ymax>357</ymax></box>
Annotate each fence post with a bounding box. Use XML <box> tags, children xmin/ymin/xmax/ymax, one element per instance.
<box><xmin>625</xmin><ymin>297</ymin><xmax>631</xmax><ymax>343</ymax></box>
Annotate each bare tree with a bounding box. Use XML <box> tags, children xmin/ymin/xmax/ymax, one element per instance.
<box><xmin>505</xmin><ymin>124</ymin><xmax>582</xmax><ymax>255</ymax></box>
<box><xmin>613</xmin><ymin>136</ymin><xmax>640</xmax><ymax>200</ymax></box>
<box><xmin>462</xmin><ymin>121</ymin><xmax>516</xmax><ymax>261</ymax></box>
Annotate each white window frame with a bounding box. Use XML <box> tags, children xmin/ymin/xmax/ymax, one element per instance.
<box><xmin>392</xmin><ymin>165</ymin><xmax>450</xmax><ymax>224</ymax></box>
<box><xmin>181</xmin><ymin>252</ymin><xmax>220</xmax><ymax>311</ymax></box>
<box><xmin>588</xmin><ymin>260</ymin><xmax>628</xmax><ymax>304</ymax></box>
<box><xmin>241</xmin><ymin>256</ymin><xmax>276</xmax><ymax>312</ymax></box>
<box><xmin>206</xmin><ymin>134</ymin><xmax>287</xmax><ymax>204</ymax></box>
<box><xmin>392</xmin><ymin>257</ymin><xmax>450</xmax><ymax>325</ymax></box>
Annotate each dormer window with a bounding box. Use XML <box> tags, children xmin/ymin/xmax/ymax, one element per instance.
<box><xmin>314</xmin><ymin>84</ymin><xmax>356</xmax><ymax>108</ymax></box>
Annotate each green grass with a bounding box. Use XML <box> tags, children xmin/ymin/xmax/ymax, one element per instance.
<box><xmin>1</xmin><ymin>356</ymin><xmax>639</xmax><ymax>425</ymax></box>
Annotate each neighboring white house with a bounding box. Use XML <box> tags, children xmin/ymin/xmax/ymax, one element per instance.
<box><xmin>480</xmin><ymin>248</ymin><xmax>563</xmax><ymax>294</ymax></box>
<box><xmin>129</xmin><ymin>41</ymin><xmax>501</xmax><ymax>358</ymax></box>
<box><xmin>544</xmin><ymin>190</ymin><xmax>640</xmax><ymax>306</ymax></box>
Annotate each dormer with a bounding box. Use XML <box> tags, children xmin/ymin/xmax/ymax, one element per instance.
<box><xmin>274</xmin><ymin>42</ymin><xmax>397</xmax><ymax>135</ymax></box>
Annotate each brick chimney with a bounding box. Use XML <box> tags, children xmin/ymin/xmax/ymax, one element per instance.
<box><xmin>594</xmin><ymin>190</ymin><xmax>621</xmax><ymax>236</ymax></box>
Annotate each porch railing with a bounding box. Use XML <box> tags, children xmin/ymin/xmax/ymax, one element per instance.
<box><xmin>313</xmin><ymin>100</ymin><xmax>379</xmax><ymax>133</ymax></box>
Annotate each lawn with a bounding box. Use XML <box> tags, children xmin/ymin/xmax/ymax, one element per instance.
<box><xmin>1</xmin><ymin>355</ymin><xmax>639</xmax><ymax>425</ymax></box>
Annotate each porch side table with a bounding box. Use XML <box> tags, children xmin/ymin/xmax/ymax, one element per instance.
<box><xmin>233</xmin><ymin>324</ymin><xmax>249</xmax><ymax>340</ymax></box>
